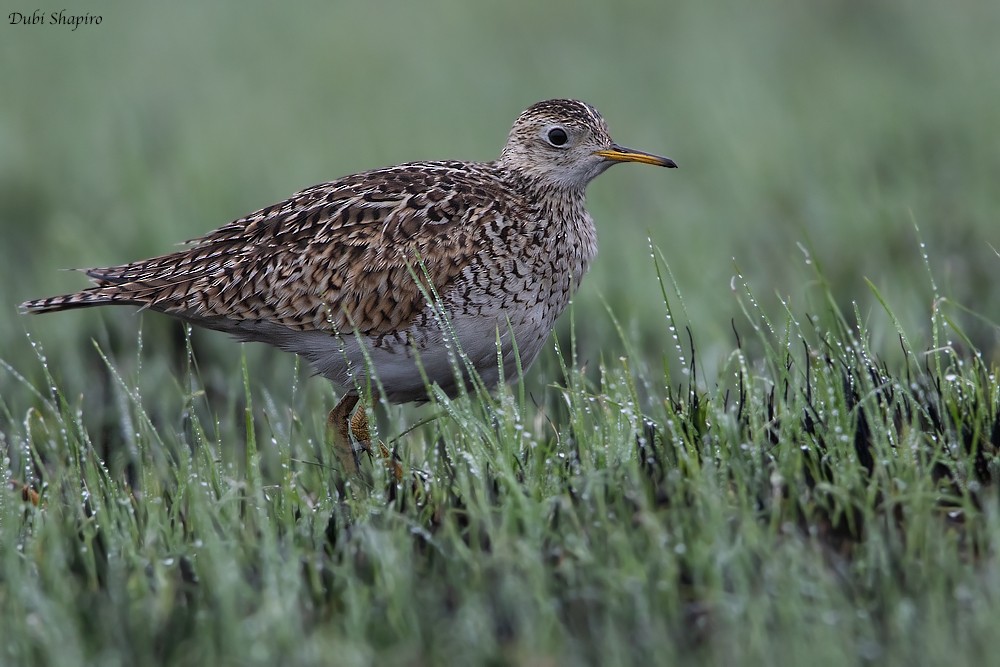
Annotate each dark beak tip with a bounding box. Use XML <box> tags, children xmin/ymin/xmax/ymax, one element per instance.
<box><xmin>664</xmin><ymin>159</ymin><xmax>678</xmax><ymax>169</ymax></box>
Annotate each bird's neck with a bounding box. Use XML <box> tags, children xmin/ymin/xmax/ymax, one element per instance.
<box><xmin>492</xmin><ymin>162</ymin><xmax>589</xmax><ymax>207</ymax></box>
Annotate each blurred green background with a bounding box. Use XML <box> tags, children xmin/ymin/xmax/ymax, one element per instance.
<box><xmin>3</xmin><ymin>0</ymin><xmax>1000</xmax><ymax>400</ymax></box>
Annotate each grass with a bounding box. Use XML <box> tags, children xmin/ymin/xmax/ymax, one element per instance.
<box><xmin>4</xmin><ymin>0</ymin><xmax>1000</xmax><ymax>664</ymax></box>
<box><xmin>3</xmin><ymin>254</ymin><xmax>999</xmax><ymax>666</ymax></box>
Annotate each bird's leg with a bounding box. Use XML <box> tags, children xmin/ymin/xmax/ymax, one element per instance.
<box><xmin>350</xmin><ymin>406</ymin><xmax>405</xmax><ymax>481</ymax></box>
<box><xmin>328</xmin><ymin>393</ymin><xmax>403</xmax><ymax>480</ymax></box>
<box><xmin>328</xmin><ymin>392</ymin><xmax>362</xmax><ymax>473</ymax></box>
<box><xmin>348</xmin><ymin>402</ymin><xmax>374</xmax><ymax>455</ymax></box>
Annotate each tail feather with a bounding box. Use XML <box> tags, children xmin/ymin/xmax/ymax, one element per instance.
<box><xmin>19</xmin><ymin>288</ymin><xmax>148</xmax><ymax>314</ymax></box>
<box><xmin>22</xmin><ymin>254</ymin><xmax>216</xmax><ymax>314</ymax></box>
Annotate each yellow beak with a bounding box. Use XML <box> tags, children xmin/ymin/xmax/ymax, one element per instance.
<box><xmin>594</xmin><ymin>144</ymin><xmax>677</xmax><ymax>168</ymax></box>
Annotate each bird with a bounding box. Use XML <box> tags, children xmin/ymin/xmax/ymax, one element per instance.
<box><xmin>20</xmin><ymin>98</ymin><xmax>676</xmax><ymax>474</ymax></box>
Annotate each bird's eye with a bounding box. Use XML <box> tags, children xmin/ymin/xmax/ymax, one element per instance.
<box><xmin>546</xmin><ymin>127</ymin><xmax>569</xmax><ymax>147</ymax></box>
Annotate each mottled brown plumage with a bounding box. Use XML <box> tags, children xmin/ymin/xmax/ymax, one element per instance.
<box><xmin>21</xmin><ymin>99</ymin><xmax>675</xmax><ymax>471</ymax></box>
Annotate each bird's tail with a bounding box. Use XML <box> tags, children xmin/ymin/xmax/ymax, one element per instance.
<box><xmin>19</xmin><ymin>287</ymin><xmax>147</xmax><ymax>315</ymax></box>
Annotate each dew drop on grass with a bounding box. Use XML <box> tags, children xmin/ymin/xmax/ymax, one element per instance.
<box><xmin>796</xmin><ymin>242</ymin><xmax>812</xmax><ymax>265</ymax></box>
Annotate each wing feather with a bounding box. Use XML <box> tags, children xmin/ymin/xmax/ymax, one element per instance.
<box><xmin>21</xmin><ymin>161</ymin><xmax>516</xmax><ymax>338</ymax></box>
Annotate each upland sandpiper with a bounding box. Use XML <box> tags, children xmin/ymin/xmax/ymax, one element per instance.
<box><xmin>21</xmin><ymin>99</ymin><xmax>676</xmax><ymax>473</ymax></box>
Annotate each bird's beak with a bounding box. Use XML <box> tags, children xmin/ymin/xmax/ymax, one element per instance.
<box><xmin>594</xmin><ymin>144</ymin><xmax>677</xmax><ymax>168</ymax></box>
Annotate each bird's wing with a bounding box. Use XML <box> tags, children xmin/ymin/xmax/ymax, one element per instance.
<box><xmin>22</xmin><ymin>161</ymin><xmax>512</xmax><ymax>337</ymax></box>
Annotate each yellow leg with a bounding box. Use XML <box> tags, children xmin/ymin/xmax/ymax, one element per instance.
<box><xmin>327</xmin><ymin>393</ymin><xmax>403</xmax><ymax>480</ymax></box>
<box><xmin>328</xmin><ymin>392</ymin><xmax>362</xmax><ymax>474</ymax></box>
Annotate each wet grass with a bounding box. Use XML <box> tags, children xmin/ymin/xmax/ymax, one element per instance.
<box><xmin>2</xmin><ymin>259</ymin><xmax>999</xmax><ymax>666</ymax></box>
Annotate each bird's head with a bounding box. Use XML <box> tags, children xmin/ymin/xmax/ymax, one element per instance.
<box><xmin>498</xmin><ymin>99</ymin><xmax>676</xmax><ymax>190</ymax></box>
